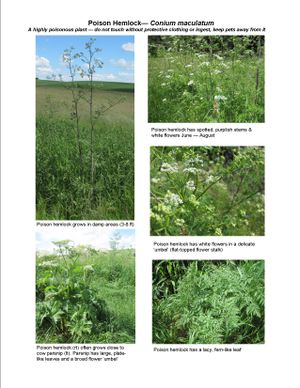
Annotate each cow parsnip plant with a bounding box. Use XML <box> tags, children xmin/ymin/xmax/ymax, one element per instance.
<box><xmin>148</xmin><ymin>36</ymin><xmax>264</xmax><ymax>123</ymax></box>
<box><xmin>36</xmin><ymin>241</ymin><xmax>135</xmax><ymax>343</ymax></box>
<box><xmin>153</xmin><ymin>260</ymin><xmax>265</xmax><ymax>344</ymax></box>
<box><xmin>151</xmin><ymin>146</ymin><xmax>264</xmax><ymax>236</ymax></box>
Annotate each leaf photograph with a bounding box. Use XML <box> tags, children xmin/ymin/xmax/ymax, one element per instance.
<box><xmin>36</xmin><ymin>36</ymin><xmax>134</xmax><ymax>220</ymax></box>
<box><xmin>148</xmin><ymin>35</ymin><xmax>264</xmax><ymax>123</ymax></box>
<box><xmin>151</xmin><ymin>146</ymin><xmax>264</xmax><ymax>236</ymax></box>
<box><xmin>153</xmin><ymin>260</ymin><xmax>265</xmax><ymax>344</ymax></box>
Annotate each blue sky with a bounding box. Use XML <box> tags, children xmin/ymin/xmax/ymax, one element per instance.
<box><xmin>36</xmin><ymin>228</ymin><xmax>135</xmax><ymax>253</ymax></box>
<box><xmin>36</xmin><ymin>36</ymin><xmax>134</xmax><ymax>83</ymax></box>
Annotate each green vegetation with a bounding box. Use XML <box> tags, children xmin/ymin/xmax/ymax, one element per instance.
<box><xmin>36</xmin><ymin>39</ymin><xmax>134</xmax><ymax>220</ymax></box>
<box><xmin>36</xmin><ymin>241</ymin><xmax>135</xmax><ymax>343</ymax></box>
<box><xmin>148</xmin><ymin>35</ymin><xmax>264</xmax><ymax>123</ymax></box>
<box><xmin>151</xmin><ymin>146</ymin><xmax>264</xmax><ymax>236</ymax></box>
<box><xmin>36</xmin><ymin>79</ymin><xmax>134</xmax><ymax>93</ymax></box>
<box><xmin>153</xmin><ymin>260</ymin><xmax>264</xmax><ymax>344</ymax></box>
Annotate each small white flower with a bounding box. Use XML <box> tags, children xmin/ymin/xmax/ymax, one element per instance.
<box><xmin>160</xmin><ymin>162</ymin><xmax>179</xmax><ymax>173</ymax></box>
<box><xmin>187</xmin><ymin>80</ymin><xmax>194</xmax><ymax>86</ymax></box>
<box><xmin>186</xmin><ymin>180</ymin><xmax>196</xmax><ymax>191</ymax></box>
<box><xmin>175</xmin><ymin>218</ymin><xmax>185</xmax><ymax>227</ymax></box>
<box><xmin>39</xmin><ymin>261</ymin><xmax>58</xmax><ymax>268</ymax></box>
<box><xmin>185</xmin><ymin>156</ymin><xmax>203</xmax><ymax>166</ymax></box>
<box><xmin>214</xmin><ymin>95</ymin><xmax>227</xmax><ymax>101</ymax></box>
<box><xmin>206</xmin><ymin>175</ymin><xmax>214</xmax><ymax>184</ymax></box>
<box><xmin>220</xmin><ymin>63</ymin><xmax>229</xmax><ymax>69</ymax></box>
<box><xmin>151</xmin><ymin>177</ymin><xmax>160</xmax><ymax>183</ymax></box>
<box><xmin>162</xmin><ymin>98</ymin><xmax>167</xmax><ymax>102</ymax></box>
<box><xmin>214</xmin><ymin>54</ymin><xmax>223</xmax><ymax>60</ymax></box>
<box><xmin>183</xmin><ymin>167</ymin><xmax>198</xmax><ymax>174</ymax></box>
<box><xmin>201</xmin><ymin>61</ymin><xmax>210</xmax><ymax>66</ymax></box>
<box><xmin>213</xmin><ymin>69</ymin><xmax>222</xmax><ymax>75</ymax></box>
<box><xmin>185</xmin><ymin>64</ymin><xmax>192</xmax><ymax>68</ymax></box>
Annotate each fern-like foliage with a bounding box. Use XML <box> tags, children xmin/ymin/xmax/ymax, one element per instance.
<box><xmin>153</xmin><ymin>260</ymin><xmax>264</xmax><ymax>344</ymax></box>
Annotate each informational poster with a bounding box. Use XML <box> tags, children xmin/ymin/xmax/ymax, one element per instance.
<box><xmin>1</xmin><ymin>1</ymin><xmax>300</xmax><ymax>387</ymax></box>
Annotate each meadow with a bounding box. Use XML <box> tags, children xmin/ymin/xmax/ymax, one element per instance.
<box><xmin>148</xmin><ymin>36</ymin><xmax>264</xmax><ymax>123</ymax></box>
<box><xmin>153</xmin><ymin>260</ymin><xmax>265</xmax><ymax>344</ymax></box>
<box><xmin>36</xmin><ymin>79</ymin><xmax>134</xmax><ymax>220</ymax></box>
<box><xmin>36</xmin><ymin>242</ymin><xmax>135</xmax><ymax>343</ymax></box>
<box><xmin>151</xmin><ymin>146</ymin><xmax>264</xmax><ymax>236</ymax></box>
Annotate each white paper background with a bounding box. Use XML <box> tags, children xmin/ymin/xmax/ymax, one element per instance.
<box><xmin>1</xmin><ymin>0</ymin><xmax>300</xmax><ymax>387</ymax></box>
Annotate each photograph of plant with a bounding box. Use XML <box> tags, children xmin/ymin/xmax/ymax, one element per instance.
<box><xmin>36</xmin><ymin>36</ymin><xmax>134</xmax><ymax>220</ymax></box>
<box><xmin>36</xmin><ymin>229</ymin><xmax>135</xmax><ymax>343</ymax></box>
<box><xmin>151</xmin><ymin>146</ymin><xmax>264</xmax><ymax>236</ymax></box>
<box><xmin>148</xmin><ymin>35</ymin><xmax>264</xmax><ymax>123</ymax></box>
<box><xmin>153</xmin><ymin>260</ymin><xmax>264</xmax><ymax>344</ymax></box>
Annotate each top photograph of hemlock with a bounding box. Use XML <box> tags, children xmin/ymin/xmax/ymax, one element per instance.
<box><xmin>148</xmin><ymin>35</ymin><xmax>264</xmax><ymax>123</ymax></box>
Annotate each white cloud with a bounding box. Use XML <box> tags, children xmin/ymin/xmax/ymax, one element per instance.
<box><xmin>93</xmin><ymin>73</ymin><xmax>117</xmax><ymax>81</ymax></box>
<box><xmin>36</xmin><ymin>227</ymin><xmax>135</xmax><ymax>253</ymax></box>
<box><xmin>118</xmin><ymin>235</ymin><xmax>135</xmax><ymax>249</ymax></box>
<box><xmin>122</xmin><ymin>42</ymin><xmax>134</xmax><ymax>52</ymax></box>
<box><xmin>110</xmin><ymin>58</ymin><xmax>134</xmax><ymax>69</ymax></box>
<box><xmin>36</xmin><ymin>55</ymin><xmax>53</xmax><ymax>78</ymax></box>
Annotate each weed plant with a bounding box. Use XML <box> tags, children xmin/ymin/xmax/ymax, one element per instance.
<box><xmin>148</xmin><ymin>36</ymin><xmax>264</xmax><ymax>123</ymax></box>
<box><xmin>151</xmin><ymin>146</ymin><xmax>264</xmax><ymax>236</ymax></box>
<box><xmin>36</xmin><ymin>241</ymin><xmax>135</xmax><ymax>343</ymax></box>
<box><xmin>36</xmin><ymin>39</ymin><xmax>134</xmax><ymax>220</ymax></box>
<box><xmin>153</xmin><ymin>260</ymin><xmax>264</xmax><ymax>344</ymax></box>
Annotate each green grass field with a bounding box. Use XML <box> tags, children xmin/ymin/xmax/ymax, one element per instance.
<box><xmin>36</xmin><ymin>80</ymin><xmax>134</xmax><ymax>220</ymax></box>
<box><xmin>36</xmin><ymin>245</ymin><xmax>135</xmax><ymax>343</ymax></box>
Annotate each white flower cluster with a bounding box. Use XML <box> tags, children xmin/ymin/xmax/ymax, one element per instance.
<box><xmin>214</xmin><ymin>54</ymin><xmax>223</xmax><ymax>60</ymax></box>
<box><xmin>220</xmin><ymin>62</ymin><xmax>230</xmax><ymax>69</ymax></box>
<box><xmin>205</xmin><ymin>175</ymin><xmax>214</xmax><ymax>184</ymax></box>
<box><xmin>175</xmin><ymin>218</ymin><xmax>185</xmax><ymax>227</ymax></box>
<box><xmin>151</xmin><ymin>177</ymin><xmax>161</xmax><ymax>184</ymax></box>
<box><xmin>164</xmin><ymin>191</ymin><xmax>183</xmax><ymax>207</ymax></box>
<box><xmin>160</xmin><ymin>162</ymin><xmax>179</xmax><ymax>173</ymax></box>
<box><xmin>183</xmin><ymin>167</ymin><xmax>198</xmax><ymax>174</ymax></box>
<box><xmin>185</xmin><ymin>155</ymin><xmax>204</xmax><ymax>166</ymax></box>
<box><xmin>38</xmin><ymin>260</ymin><xmax>58</xmax><ymax>268</ymax></box>
<box><xmin>214</xmin><ymin>95</ymin><xmax>227</xmax><ymax>101</ymax></box>
<box><xmin>186</xmin><ymin>180</ymin><xmax>196</xmax><ymax>191</ymax></box>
